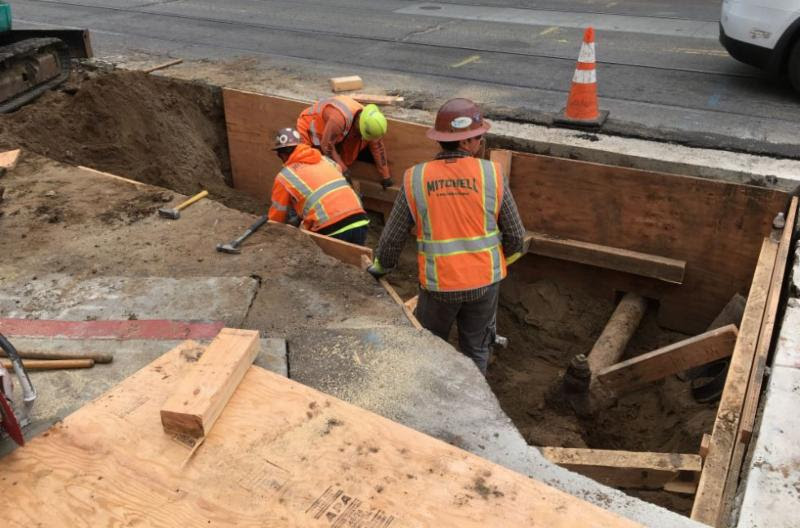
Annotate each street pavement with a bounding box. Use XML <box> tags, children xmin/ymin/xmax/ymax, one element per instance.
<box><xmin>14</xmin><ymin>0</ymin><xmax>800</xmax><ymax>157</ymax></box>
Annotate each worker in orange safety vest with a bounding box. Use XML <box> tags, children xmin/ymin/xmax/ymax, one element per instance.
<box><xmin>367</xmin><ymin>99</ymin><xmax>526</xmax><ymax>374</ymax></box>
<box><xmin>296</xmin><ymin>95</ymin><xmax>393</xmax><ymax>189</ymax></box>
<box><xmin>268</xmin><ymin>127</ymin><xmax>369</xmax><ymax>245</ymax></box>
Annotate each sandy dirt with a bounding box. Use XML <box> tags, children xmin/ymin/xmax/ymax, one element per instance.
<box><xmin>0</xmin><ymin>68</ymin><xmax>262</xmax><ymax>214</ymax></box>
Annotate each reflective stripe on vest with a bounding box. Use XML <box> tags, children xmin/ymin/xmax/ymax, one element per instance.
<box><xmin>308</xmin><ymin>97</ymin><xmax>357</xmax><ymax>146</ymax></box>
<box><xmin>279</xmin><ymin>166</ymin><xmax>349</xmax><ymax>225</ymax></box>
<box><xmin>408</xmin><ymin>158</ymin><xmax>504</xmax><ymax>291</ymax></box>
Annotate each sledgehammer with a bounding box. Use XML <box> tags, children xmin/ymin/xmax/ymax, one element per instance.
<box><xmin>158</xmin><ymin>190</ymin><xmax>208</xmax><ymax>220</ymax></box>
<box><xmin>216</xmin><ymin>215</ymin><xmax>268</xmax><ymax>254</ymax></box>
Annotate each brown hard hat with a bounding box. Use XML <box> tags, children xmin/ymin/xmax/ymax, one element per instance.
<box><xmin>426</xmin><ymin>98</ymin><xmax>491</xmax><ymax>142</ymax></box>
<box><xmin>271</xmin><ymin>127</ymin><xmax>302</xmax><ymax>150</ymax></box>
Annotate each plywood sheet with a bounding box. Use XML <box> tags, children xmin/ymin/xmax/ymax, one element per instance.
<box><xmin>507</xmin><ymin>151</ymin><xmax>787</xmax><ymax>333</ymax></box>
<box><xmin>0</xmin><ymin>341</ymin><xmax>639</xmax><ymax>528</ymax></box>
<box><xmin>223</xmin><ymin>89</ymin><xmax>438</xmax><ymax>201</ymax></box>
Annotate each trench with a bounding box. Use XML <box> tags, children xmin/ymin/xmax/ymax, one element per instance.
<box><xmin>0</xmin><ymin>67</ymin><xmax>720</xmax><ymax>516</ymax></box>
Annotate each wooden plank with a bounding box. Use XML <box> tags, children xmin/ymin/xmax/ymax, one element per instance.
<box><xmin>78</xmin><ymin>165</ymin><xmax>147</xmax><ymax>187</ymax></box>
<box><xmin>691</xmin><ymin>237</ymin><xmax>778</xmax><ymax>526</ymax></box>
<box><xmin>541</xmin><ymin>447</ymin><xmax>702</xmax><ymax>490</ymax></box>
<box><xmin>596</xmin><ymin>324</ymin><xmax>738</xmax><ymax>391</ymax></box>
<box><xmin>739</xmin><ymin>197</ymin><xmax>798</xmax><ymax>443</ymax></box>
<box><xmin>527</xmin><ymin>232</ymin><xmax>686</xmax><ymax>284</ymax></box>
<box><xmin>350</xmin><ymin>93</ymin><xmax>404</xmax><ymax>105</ymax></box>
<box><xmin>489</xmin><ymin>149</ymin><xmax>512</xmax><ymax>183</ymax></box>
<box><xmin>160</xmin><ymin>328</ymin><xmax>259</xmax><ymax>440</ymax></box>
<box><xmin>508</xmin><ymin>151</ymin><xmax>786</xmax><ymax>333</ymax></box>
<box><xmin>0</xmin><ymin>148</ymin><xmax>20</xmax><ymax>170</ymax></box>
<box><xmin>302</xmin><ymin>228</ymin><xmax>373</xmax><ymax>268</ymax></box>
<box><xmin>0</xmin><ymin>358</ymin><xmax>93</xmax><ymax>370</ymax></box>
<box><xmin>223</xmin><ymin>88</ymin><xmax>438</xmax><ymax>198</ymax></box>
<box><xmin>0</xmin><ymin>341</ymin><xmax>641</xmax><ymax>528</ymax></box>
<box><xmin>354</xmin><ymin>177</ymin><xmax>400</xmax><ymax>203</ymax></box>
<box><xmin>329</xmin><ymin>75</ymin><xmax>363</xmax><ymax>92</ymax></box>
<box><xmin>717</xmin><ymin>197</ymin><xmax>799</xmax><ymax>525</ymax></box>
<box><xmin>361</xmin><ymin>254</ymin><xmax>424</xmax><ymax>330</ymax></box>
<box><xmin>404</xmin><ymin>295</ymin><xmax>419</xmax><ymax>313</ymax></box>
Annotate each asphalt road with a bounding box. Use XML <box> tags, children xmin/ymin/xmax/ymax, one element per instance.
<box><xmin>13</xmin><ymin>0</ymin><xmax>800</xmax><ymax>157</ymax></box>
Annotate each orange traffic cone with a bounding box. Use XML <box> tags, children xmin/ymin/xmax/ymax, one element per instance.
<box><xmin>556</xmin><ymin>27</ymin><xmax>608</xmax><ymax>127</ymax></box>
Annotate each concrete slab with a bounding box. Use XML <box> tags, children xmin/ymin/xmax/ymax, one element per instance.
<box><xmin>736</xmin><ymin>365</ymin><xmax>800</xmax><ymax>527</ymax></box>
<box><xmin>0</xmin><ymin>336</ymin><xmax>287</xmax><ymax>456</ymax></box>
<box><xmin>290</xmin><ymin>326</ymin><xmax>703</xmax><ymax>528</ymax></box>
<box><xmin>0</xmin><ymin>274</ymin><xmax>258</xmax><ymax>325</ymax></box>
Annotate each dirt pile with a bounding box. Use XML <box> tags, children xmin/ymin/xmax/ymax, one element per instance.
<box><xmin>0</xmin><ymin>68</ymin><xmax>261</xmax><ymax>213</ymax></box>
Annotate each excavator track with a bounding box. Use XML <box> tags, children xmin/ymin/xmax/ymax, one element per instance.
<box><xmin>0</xmin><ymin>37</ymin><xmax>70</xmax><ymax>113</ymax></box>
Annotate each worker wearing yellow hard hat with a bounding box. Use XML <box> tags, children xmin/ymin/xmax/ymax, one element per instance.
<box><xmin>297</xmin><ymin>96</ymin><xmax>393</xmax><ymax>189</ymax></box>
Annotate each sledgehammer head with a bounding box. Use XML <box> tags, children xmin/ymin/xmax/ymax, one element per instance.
<box><xmin>216</xmin><ymin>243</ymin><xmax>241</xmax><ymax>255</ymax></box>
<box><xmin>158</xmin><ymin>207</ymin><xmax>180</xmax><ymax>220</ymax></box>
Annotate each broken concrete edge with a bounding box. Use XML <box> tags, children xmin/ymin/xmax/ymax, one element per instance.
<box><xmin>106</xmin><ymin>58</ymin><xmax>800</xmax><ymax>193</ymax></box>
<box><xmin>733</xmin><ymin>239</ymin><xmax>800</xmax><ymax>527</ymax></box>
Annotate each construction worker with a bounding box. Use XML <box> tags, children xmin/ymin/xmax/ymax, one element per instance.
<box><xmin>367</xmin><ymin>98</ymin><xmax>526</xmax><ymax>375</ymax></box>
<box><xmin>268</xmin><ymin>127</ymin><xmax>369</xmax><ymax>245</ymax></box>
<box><xmin>296</xmin><ymin>95</ymin><xmax>393</xmax><ymax>189</ymax></box>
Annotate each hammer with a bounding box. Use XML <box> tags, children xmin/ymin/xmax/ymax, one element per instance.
<box><xmin>158</xmin><ymin>190</ymin><xmax>208</xmax><ymax>220</ymax></box>
<box><xmin>216</xmin><ymin>215</ymin><xmax>268</xmax><ymax>254</ymax></box>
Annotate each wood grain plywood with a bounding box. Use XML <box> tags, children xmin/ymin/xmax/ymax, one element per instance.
<box><xmin>0</xmin><ymin>341</ymin><xmax>640</xmax><ymax>528</ymax></box>
<box><xmin>223</xmin><ymin>88</ymin><xmax>438</xmax><ymax>200</ymax></box>
<box><xmin>507</xmin><ymin>151</ymin><xmax>788</xmax><ymax>332</ymax></box>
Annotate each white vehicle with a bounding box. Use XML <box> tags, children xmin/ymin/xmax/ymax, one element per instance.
<box><xmin>720</xmin><ymin>0</ymin><xmax>800</xmax><ymax>91</ymax></box>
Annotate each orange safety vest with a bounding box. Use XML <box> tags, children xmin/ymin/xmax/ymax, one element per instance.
<box><xmin>404</xmin><ymin>157</ymin><xmax>507</xmax><ymax>292</ymax></box>
<box><xmin>297</xmin><ymin>96</ymin><xmax>363</xmax><ymax>147</ymax></box>
<box><xmin>274</xmin><ymin>148</ymin><xmax>365</xmax><ymax>232</ymax></box>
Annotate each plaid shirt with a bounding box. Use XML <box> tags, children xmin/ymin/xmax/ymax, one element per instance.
<box><xmin>376</xmin><ymin>150</ymin><xmax>526</xmax><ymax>303</ymax></box>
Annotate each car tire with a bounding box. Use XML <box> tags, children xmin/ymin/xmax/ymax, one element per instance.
<box><xmin>789</xmin><ymin>38</ymin><xmax>800</xmax><ymax>93</ymax></box>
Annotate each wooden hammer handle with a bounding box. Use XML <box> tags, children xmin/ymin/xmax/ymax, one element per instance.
<box><xmin>1</xmin><ymin>359</ymin><xmax>94</xmax><ymax>370</ymax></box>
<box><xmin>176</xmin><ymin>190</ymin><xmax>209</xmax><ymax>211</ymax></box>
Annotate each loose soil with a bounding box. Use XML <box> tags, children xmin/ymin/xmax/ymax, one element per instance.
<box><xmin>0</xmin><ymin>67</ymin><xmax>262</xmax><ymax>214</ymax></box>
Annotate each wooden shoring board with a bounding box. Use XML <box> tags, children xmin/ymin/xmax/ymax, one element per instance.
<box><xmin>526</xmin><ymin>231</ymin><xmax>686</xmax><ymax>284</ymax></box>
<box><xmin>301</xmin><ymin>228</ymin><xmax>373</xmax><ymax>269</ymax></box>
<box><xmin>223</xmin><ymin>88</ymin><xmax>438</xmax><ymax>199</ymax></box>
<box><xmin>507</xmin><ymin>151</ymin><xmax>787</xmax><ymax>333</ymax></box>
<box><xmin>690</xmin><ymin>237</ymin><xmax>779</xmax><ymax>526</ymax></box>
<box><xmin>489</xmin><ymin>149</ymin><xmax>512</xmax><ymax>183</ymax></box>
<box><xmin>361</xmin><ymin>254</ymin><xmax>423</xmax><ymax>330</ymax></box>
<box><xmin>350</xmin><ymin>93</ymin><xmax>405</xmax><ymax>105</ymax></box>
<box><xmin>0</xmin><ymin>341</ymin><xmax>640</xmax><ymax>527</ymax></box>
<box><xmin>596</xmin><ymin>324</ymin><xmax>738</xmax><ymax>391</ymax></box>
<box><xmin>540</xmin><ymin>448</ymin><xmax>702</xmax><ymax>490</ymax></box>
<box><xmin>718</xmin><ymin>197</ymin><xmax>799</xmax><ymax>524</ymax></box>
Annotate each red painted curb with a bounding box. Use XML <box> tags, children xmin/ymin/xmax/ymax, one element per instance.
<box><xmin>0</xmin><ymin>319</ymin><xmax>226</xmax><ymax>340</ymax></box>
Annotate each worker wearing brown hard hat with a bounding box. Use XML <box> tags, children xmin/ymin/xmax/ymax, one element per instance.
<box><xmin>368</xmin><ymin>98</ymin><xmax>526</xmax><ymax>375</ymax></box>
<box><xmin>268</xmin><ymin>127</ymin><xmax>370</xmax><ymax>245</ymax></box>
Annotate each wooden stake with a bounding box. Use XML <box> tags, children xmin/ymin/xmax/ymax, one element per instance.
<box><xmin>1</xmin><ymin>358</ymin><xmax>94</xmax><ymax>370</ymax></box>
<box><xmin>160</xmin><ymin>328</ymin><xmax>259</xmax><ymax>440</ymax></box>
<box><xmin>329</xmin><ymin>75</ymin><xmax>363</xmax><ymax>92</ymax></box>
<box><xmin>143</xmin><ymin>58</ymin><xmax>183</xmax><ymax>74</ymax></box>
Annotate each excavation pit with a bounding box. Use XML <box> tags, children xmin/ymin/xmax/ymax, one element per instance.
<box><xmin>0</xmin><ymin>67</ymin><xmax>795</xmax><ymax>525</ymax></box>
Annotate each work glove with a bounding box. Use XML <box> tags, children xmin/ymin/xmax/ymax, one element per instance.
<box><xmin>380</xmin><ymin>177</ymin><xmax>393</xmax><ymax>190</ymax></box>
<box><xmin>366</xmin><ymin>258</ymin><xmax>388</xmax><ymax>280</ymax></box>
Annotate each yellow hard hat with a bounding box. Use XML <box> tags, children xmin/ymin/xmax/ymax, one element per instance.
<box><xmin>359</xmin><ymin>104</ymin><xmax>388</xmax><ymax>141</ymax></box>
